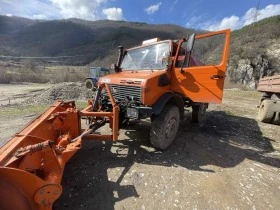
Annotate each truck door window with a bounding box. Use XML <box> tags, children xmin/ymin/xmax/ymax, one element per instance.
<box><xmin>192</xmin><ymin>34</ymin><xmax>225</xmax><ymax>66</ymax></box>
<box><xmin>176</xmin><ymin>33</ymin><xmax>226</xmax><ymax>67</ymax></box>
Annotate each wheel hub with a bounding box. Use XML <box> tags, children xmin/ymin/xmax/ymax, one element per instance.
<box><xmin>165</xmin><ymin>118</ymin><xmax>177</xmax><ymax>139</ymax></box>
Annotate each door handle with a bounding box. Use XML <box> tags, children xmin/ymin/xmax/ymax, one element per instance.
<box><xmin>210</xmin><ymin>75</ymin><xmax>224</xmax><ymax>80</ymax></box>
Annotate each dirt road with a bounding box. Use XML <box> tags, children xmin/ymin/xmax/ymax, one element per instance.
<box><xmin>0</xmin><ymin>85</ymin><xmax>279</xmax><ymax>209</ymax></box>
<box><xmin>0</xmin><ymin>83</ymin><xmax>53</xmax><ymax>106</ymax></box>
<box><xmin>0</xmin><ymin>83</ymin><xmax>52</xmax><ymax>146</ymax></box>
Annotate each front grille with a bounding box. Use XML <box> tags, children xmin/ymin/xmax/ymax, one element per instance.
<box><xmin>120</xmin><ymin>80</ymin><xmax>142</xmax><ymax>85</ymax></box>
<box><xmin>102</xmin><ymin>84</ymin><xmax>142</xmax><ymax>102</ymax></box>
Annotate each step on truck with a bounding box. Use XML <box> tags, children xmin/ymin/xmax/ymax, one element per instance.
<box><xmin>257</xmin><ymin>75</ymin><xmax>280</xmax><ymax>125</ymax></box>
<box><xmin>0</xmin><ymin>29</ymin><xmax>230</xmax><ymax>210</ymax></box>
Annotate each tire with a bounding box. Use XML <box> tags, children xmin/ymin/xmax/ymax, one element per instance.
<box><xmin>85</xmin><ymin>79</ymin><xmax>95</xmax><ymax>91</ymax></box>
<box><xmin>192</xmin><ymin>104</ymin><xmax>206</xmax><ymax>123</ymax></box>
<box><xmin>150</xmin><ymin>104</ymin><xmax>180</xmax><ymax>150</ymax></box>
<box><xmin>119</xmin><ymin>111</ymin><xmax>129</xmax><ymax>128</ymax></box>
<box><xmin>257</xmin><ymin>99</ymin><xmax>275</xmax><ymax>123</ymax></box>
<box><xmin>271</xmin><ymin>112</ymin><xmax>280</xmax><ymax>125</ymax></box>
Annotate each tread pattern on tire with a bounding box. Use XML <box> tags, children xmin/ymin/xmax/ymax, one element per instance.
<box><xmin>257</xmin><ymin>99</ymin><xmax>275</xmax><ymax>123</ymax></box>
<box><xmin>192</xmin><ymin>104</ymin><xmax>206</xmax><ymax>123</ymax></box>
<box><xmin>271</xmin><ymin>112</ymin><xmax>280</xmax><ymax>125</ymax></box>
<box><xmin>85</xmin><ymin>79</ymin><xmax>94</xmax><ymax>91</ymax></box>
<box><xmin>150</xmin><ymin>104</ymin><xmax>180</xmax><ymax>150</ymax></box>
<box><xmin>192</xmin><ymin>105</ymin><xmax>200</xmax><ymax>123</ymax></box>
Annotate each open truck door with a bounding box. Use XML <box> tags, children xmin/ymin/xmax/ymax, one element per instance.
<box><xmin>171</xmin><ymin>29</ymin><xmax>230</xmax><ymax>104</ymax></box>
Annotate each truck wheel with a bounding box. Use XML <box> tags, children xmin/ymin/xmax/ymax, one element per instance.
<box><xmin>85</xmin><ymin>79</ymin><xmax>95</xmax><ymax>91</ymax></box>
<box><xmin>192</xmin><ymin>104</ymin><xmax>206</xmax><ymax>123</ymax></box>
<box><xmin>257</xmin><ymin>99</ymin><xmax>274</xmax><ymax>123</ymax></box>
<box><xmin>271</xmin><ymin>112</ymin><xmax>280</xmax><ymax>125</ymax></box>
<box><xmin>119</xmin><ymin>111</ymin><xmax>129</xmax><ymax>128</ymax></box>
<box><xmin>150</xmin><ymin>104</ymin><xmax>180</xmax><ymax>150</ymax></box>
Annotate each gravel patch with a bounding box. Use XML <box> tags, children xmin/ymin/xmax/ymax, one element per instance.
<box><xmin>25</xmin><ymin>82</ymin><xmax>93</xmax><ymax>104</ymax></box>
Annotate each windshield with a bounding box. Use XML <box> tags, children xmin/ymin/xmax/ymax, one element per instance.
<box><xmin>100</xmin><ymin>70</ymin><xmax>108</xmax><ymax>77</ymax></box>
<box><xmin>121</xmin><ymin>41</ymin><xmax>170</xmax><ymax>70</ymax></box>
<box><xmin>90</xmin><ymin>68</ymin><xmax>109</xmax><ymax>78</ymax></box>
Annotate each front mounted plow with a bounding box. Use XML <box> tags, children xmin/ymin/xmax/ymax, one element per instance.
<box><xmin>0</xmin><ymin>84</ymin><xmax>119</xmax><ymax>210</ymax></box>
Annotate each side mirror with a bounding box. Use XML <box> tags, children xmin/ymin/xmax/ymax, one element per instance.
<box><xmin>161</xmin><ymin>51</ymin><xmax>172</xmax><ymax>69</ymax></box>
<box><xmin>110</xmin><ymin>63</ymin><xmax>116</xmax><ymax>70</ymax></box>
<box><xmin>160</xmin><ymin>56</ymin><xmax>173</xmax><ymax>70</ymax></box>
<box><xmin>111</xmin><ymin>63</ymin><xmax>121</xmax><ymax>72</ymax></box>
<box><xmin>168</xmin><ymin>57</ymin><xmax>173</xmax><ymax>67</ymax></box>
<box><xmin>180</xmin><ymin>33</ymin><xmax>196</xmax><ymax>72</ymax></box>
<box><xmin>186</xmin><ymin>33</ymin><xmax>195</xmax><ymax>53</ymax></box>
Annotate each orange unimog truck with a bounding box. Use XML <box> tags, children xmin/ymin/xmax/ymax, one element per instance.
<box><xmin>0</xmin><ymin>29</ymin><xmax>230</xmax><ymax>210</ymax></box>
<box><xmin>98</xmin><ymin>29</ymin><xmax>230</xmax><ymax>149</ymax></box>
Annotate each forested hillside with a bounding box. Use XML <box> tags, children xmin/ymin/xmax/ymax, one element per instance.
<box><xmin>0</xmin><ymin>15</ymin><xmax>279</xmax><ymax>87</ymax></box>
<box><xmin>0</xmin><ymin>16</ymin><xmax>195</xmax><ymax>64</ymax></box>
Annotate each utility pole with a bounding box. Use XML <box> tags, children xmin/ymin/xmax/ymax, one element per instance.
<box><xmin>252</xmin><ymin>0</ymin><xmax>261</xmax><ymax>27</ymax></box>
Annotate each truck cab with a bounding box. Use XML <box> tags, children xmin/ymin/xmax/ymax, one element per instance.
<box><xmin>97</xmin><ymin>29</ymin><xmax>230</xmax><ymax>149</ymax></box>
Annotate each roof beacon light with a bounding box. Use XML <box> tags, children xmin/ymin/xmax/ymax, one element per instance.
<box><xmin>142</xmin><ymin>38</ymin><xmax>160</xmax><ymax>45</ymax></box>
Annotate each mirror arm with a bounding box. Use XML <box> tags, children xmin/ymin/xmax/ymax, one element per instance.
<box><xmin>180</xmin><ymin>55</ymin><xmax>186</xmax><ymax>73</ymax></box>
<box><xmin>180</xmin><ymin>33</ymin><xmax>195</xmax><ymax>73</ymax></box>
<box><xmin>116</xmin><ymin>46</ymin><xmax>124</xmax><ymax>72</ymax></box>
<box><xmin>186</xmin><ymin>51</ymin><xmax>192</xmax><ymax>68</ymax></box>
<box><xmin>180</xmin><ymin>36</ymin><xmax>188</xmax><ymax>73</ymax></box>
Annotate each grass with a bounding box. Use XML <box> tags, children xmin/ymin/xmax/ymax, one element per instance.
<box><xmin>75</xmin><ymin>100</ymin><xmax>88</xmax><ymax>109</ymax></box>
<box><xmin>0</xmin><ymin>62</ymin><xmax>88</xmax><ymax>84</ymax></box>
<box><xmin>223</xmin><ymin>89</ymin><xmax>262</xmax><ymax>100</ymax></box>
<box><xmin>0</xmin><ymin>104</ymin><xmax>49</xmax><ymax>117</ymax></box>
<box><xmin>0</xmin><ymin>100</ymin><xmax>88</xmax><ymax>118</ymax></box>
<box><xmin>224</xmin><ymin>80</ymin><xmax>254</xmax><ymax>91</ymax></box>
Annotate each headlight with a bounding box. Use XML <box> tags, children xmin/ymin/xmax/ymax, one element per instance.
<box><xmin>126</xmin><ymin>108</ymin><xmax>139</xmax><ymax>119</ymax></box>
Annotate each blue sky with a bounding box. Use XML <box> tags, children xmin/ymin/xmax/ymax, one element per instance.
<box><xmin>1</xmin><ymin>0</ymin><xmax>280</xmax><ymax>30</ymax></box>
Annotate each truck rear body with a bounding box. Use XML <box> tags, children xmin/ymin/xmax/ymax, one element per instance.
<box><xmin>257</xmin><ymin>75</ymin><xmax>280</xmax><ymax>125</ymax></box>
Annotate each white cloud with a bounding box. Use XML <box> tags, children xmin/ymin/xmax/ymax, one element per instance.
<box><xmin>185</xmin><ymin>16</ymin><xmax>203</xmax><ymax>28</ymax></box>
<box><xmin>169</xmin><ymin>0</ymin><xmax>178</xmax><ymax>13</ymax></box>
<box><xmin>243</xmin><ymin>4</ymin><xmax>280</xmax><ymax>26</ymax></box>
<box><xmin>0</xmin><ymin>0</ymin><xmax>125</xmax><ymax>21</ymax></box>
<box><xmin>0</xmin><ymin>0</ymin><xmax>59</xmax><ymax>19</ymax></box>
<box><xmin>198</xmin><ymin>4</ymin><xmax>280</xmax><ymax>31</ymax></box>
<box><xmin>50</xmin><ymin>0</ymin><xmax>107</xmax><ymax>20</ymax></box>
<box><xmin>145</xmin><ymin>2</ymin><xmax>162</xmax><ymax>15</ymax></box>
<box><xmin>32</xmin><ymin>14</ymin><xmax>47</xmax><ymax>19</ymax></box>
<box><xmin>206</xmin><ymin>16</ymin><xmax>241</xmax><ymax>31</ymax></box>
<box><xmin>102</xmin><ymin>7</ymin><xmax>123</xmax><ymax>20</ymax></box>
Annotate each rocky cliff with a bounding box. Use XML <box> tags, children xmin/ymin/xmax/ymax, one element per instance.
<box><xmin>227</xmin><ymin>16</ymin><xmax>280</xmax><ymax>88</ymax></box>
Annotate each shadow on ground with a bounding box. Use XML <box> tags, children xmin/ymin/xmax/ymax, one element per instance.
<box><xmin>53</xmin><ymin>110</ymin><xmax>280</xmax><ymax>210</ymax></box>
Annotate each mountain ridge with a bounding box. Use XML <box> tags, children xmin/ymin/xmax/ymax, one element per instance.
<box><xmin>0</xmin><ymin>15</ymin><xmax>279</xmax><ymax>87</ymax></box>
<box><xmin>0</xmin><ymin>15</ymin><xmax>195</xmax><ymax>59</ymax></box>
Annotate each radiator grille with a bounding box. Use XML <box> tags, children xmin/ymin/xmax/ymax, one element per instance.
<box><xmin>102</xmin><ymin>84</ymin><xmax>142</xmax><ymax>102</ymax></box>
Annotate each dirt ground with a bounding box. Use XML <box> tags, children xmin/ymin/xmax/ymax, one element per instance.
<box><xmin>0</xmin><ymin>84</ymin><xmax>279</xmax><ymax>210</ymax></box>
<box><xmin>0</xmin><ymin>83</ymin><xmax>90</xmax><ymax>146</ymax></box>
<box><xmin>0</xmin><ymin>83</ymin><xmax>52</xmax><ymax>146</ymax></box>
<box><xmin>0</xmin><ymin>83</ymin><xmax>53</xmax><ymax>106</ymax></box>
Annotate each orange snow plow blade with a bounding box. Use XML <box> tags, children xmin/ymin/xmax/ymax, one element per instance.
<box><xmin>0</xmin><ymin>84</ymin><xmax>119</xmax><ymax>210</ymax></box>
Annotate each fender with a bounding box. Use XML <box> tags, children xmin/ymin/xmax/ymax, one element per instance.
<box><xmin>152</xmin><ymin>92</ymin><xmax>184</xmax><ymax>118</ymax></box>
